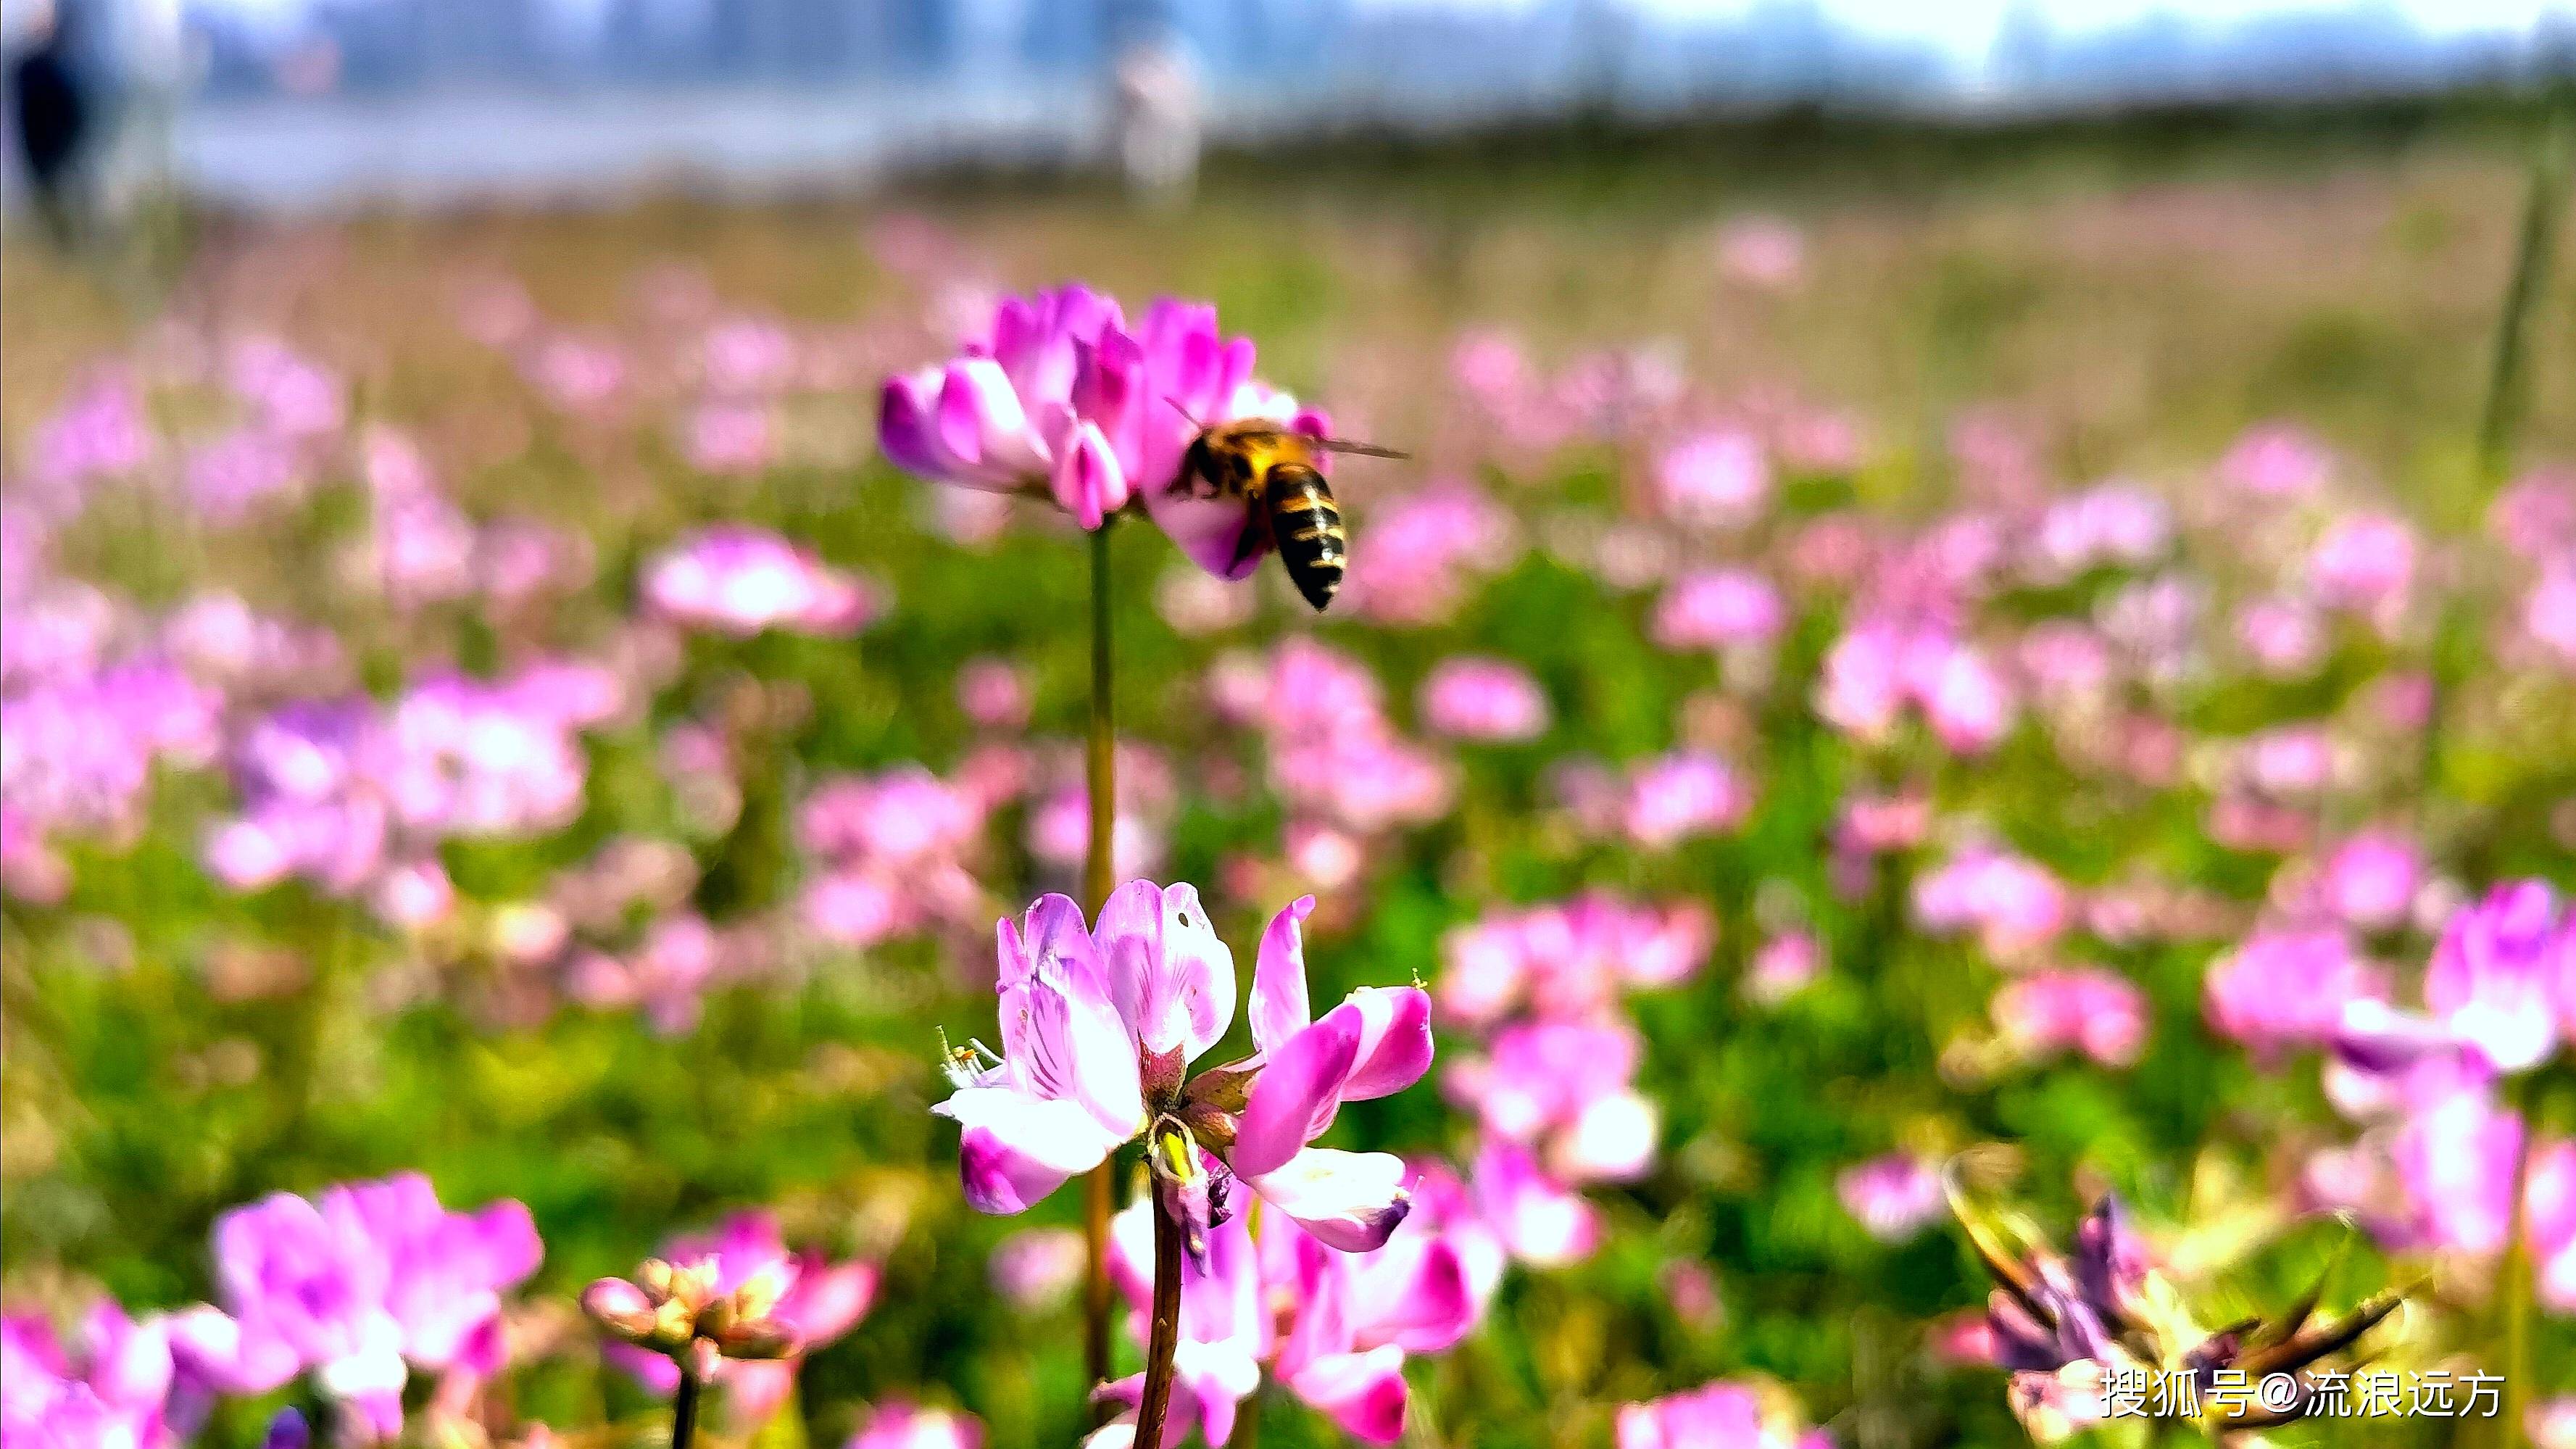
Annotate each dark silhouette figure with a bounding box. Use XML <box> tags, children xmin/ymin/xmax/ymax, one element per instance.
<box><xmin>12</xmin><ymin>3</ymin><xmax>93</xmax><ymax>245</ymax></box>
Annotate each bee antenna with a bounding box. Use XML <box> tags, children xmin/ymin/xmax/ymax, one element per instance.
<box><xmin>1163</xmin><ymin>396</ymin><xmax>1204</xmax><ymax>428</ymax></box>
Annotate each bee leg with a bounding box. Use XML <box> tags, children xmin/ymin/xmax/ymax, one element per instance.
<box><xmin>1227</xmin><ymin>508</ymin><xmax>1270</xmax><ymax>571</ymax></box>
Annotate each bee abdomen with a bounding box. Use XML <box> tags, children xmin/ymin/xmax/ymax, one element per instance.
<box><xmin>1267</xmin><ymin>465</ymin><xmax>1346</xmax><ymax>613</ymax></box>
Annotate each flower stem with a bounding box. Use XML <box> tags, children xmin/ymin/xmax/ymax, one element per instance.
<box><xmin>1134</xmin><ymin>1190</ymin><xmax>1187</xmax><ymax>1449</ymax></box>
<box><xmin>2475</xmin><ymin>112</ymin><xmax>2569</xmax><ymax>486</ymax></box>
<box><xmin>2420</xmin><ymin>112</ymin><xmax>2571</xmax><ymax>818</ymax></box>
<box><xmin>2493</xmin><ymin>1070</ymin><xmax>2547</xmax><ymax>1449</ymax></box>
<box><xmin>1082</xmin><ymin>519</ymin><xmax>1118</xmax><ymax>1400</ymax></box>
<box><xmin>670</xmin><ymin>1366</ymin><xmax>702</xmax><ymax>1449</ymax></box>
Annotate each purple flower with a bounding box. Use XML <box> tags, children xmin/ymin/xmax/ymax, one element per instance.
<box><xmin>643</xmin><ymin>526</ymin><xmax>879</xmax><ymax>637</ymax></box>
<box><xmin>2423</xmin><ymin>880</ymin><xmax>2570</xmax><ymax>1074</ymax></box>
<box><xmin>934</xmin><ymin>884</ymin><xmax>1434</xmax><ymax>1254</ymax></box>
<box><xmin>193</xmin><ymin>1174</ymin><xmax>540</xmax><ymax>1437</ymax></box>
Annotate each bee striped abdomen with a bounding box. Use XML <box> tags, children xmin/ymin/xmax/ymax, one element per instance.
<box><xmin>1266</xmin><ymin>462</ymin><xmax>1346</xmax><ymax>613</ymax></box>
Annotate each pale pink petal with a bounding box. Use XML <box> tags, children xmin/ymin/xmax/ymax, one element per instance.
<box><xmin>1247</xmin><ymin>1148</ymin><xmax>1413</xmax><ymax>1252</ymax></box>
<box><xmin>1250</xmin><ymin>894</ymin><xmax>1318</xmax><ymax>1058</ymax></box>
<box><xmin>934</xmin><ymin>1087</ymin><xmax>1122</xmax><ymax>1214</ymax></box>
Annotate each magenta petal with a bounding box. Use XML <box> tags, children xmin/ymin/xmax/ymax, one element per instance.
<box><xmin>877</xmin><ymin>370</ymin><xmax>947</xmax><ymax>478</ymax></box>
<box><xmin>1374</xmin><ymin>1240</ymin><xmax>1476</xmax><ymax>1353</ymax></box>
<box><xmin>1287</xmin><ymin>1345</ymin><xmax>1410</xmax><ymax>1446</ymax></box>
<box><xmin>1231</xmin><ymin>1011</ymin><xmax>1361</xmax><ymax>1179</ymax></box>
<box><xmin>1246</xmin><ymin>1148</ymin><xmax>1413</xmax><ymax>1252</ymax></box>
<box><xmin>1335</xmin><ymin>987</ymin><xmax>1434</xmax><ymax>1101</ymax></box>
<box><xmin>1051</xmin><ymin>422</ymin><xmax>1129</xmax><ymax>532</ymax></box>
<box><xmin>1250</xmin><ymin>894</ymin><xmax>1318</xmax><ymax>1059</ymax></box>
<box><xmin>1144</xmin><ymin>486</ymin><xmax>1266</xmax><ymax>581</ymax></box>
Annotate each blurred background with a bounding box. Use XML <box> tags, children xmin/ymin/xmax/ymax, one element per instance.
<box><xmin>6</xmin><ymin>3</ymin><xmax>2576</xmax><ymax>1449</ymax></box>
<box><xmin>4</xmin><ymin>0</ymin><xmax>2575</xmax><ymax>213</ymax></box>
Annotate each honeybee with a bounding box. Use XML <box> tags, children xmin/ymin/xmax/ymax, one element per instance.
<box><xmin>1173</xmin><ymin>418</ymin><xmax>1406</xmax><ymax>613</ymax></box>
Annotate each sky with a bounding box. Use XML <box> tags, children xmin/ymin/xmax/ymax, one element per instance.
<box><xmin>138</xmin><ymin>0</ymin><xmax>2576</xmax><ymax>61</ymax></box>
<box><xmin>1376</xmin><ymin>0</ymin><xmax>2576</xmax><ymax>63</ymax></box>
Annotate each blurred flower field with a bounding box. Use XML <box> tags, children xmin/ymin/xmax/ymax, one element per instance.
<box><xmin>4</xmin><ymin>121</ymin><xmax>2575</xmax><ymax>1449</ymax></box>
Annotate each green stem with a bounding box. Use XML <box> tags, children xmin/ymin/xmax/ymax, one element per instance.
<box><xmin>2493</xmin><ymin>1071</ymin><xmax>2546</xmax><ymax>1449</ymax></box>
<box><xmin>670</xmin><ymin>1366</ymin><xmax>702</xmax><ymax>1449</ymax></box>
<box><xmin>2420</xmin><ymin>112</ymin><xmax>2572</xmax><ymax>818</ymax></box>
<box><xmin>1134</xmin><ymin>1192</ymin><xmax>1186</xmax><ymax>1449</ymax></box>
<box><xmin>1082</xmin><ymin>520</ymin><xmax>1120</xmax><ymax>1400</ymax></box>
<box><xmin>2475</xmin><ymin>113</ymin><xmax>2570</xmax><ymax>486</ymax></box>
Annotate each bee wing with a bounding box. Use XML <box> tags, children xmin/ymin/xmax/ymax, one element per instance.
<box><xmin>1315</xmin><ymin>437</ymin><xmax>1409</xmax><ymax>460</ymax></box>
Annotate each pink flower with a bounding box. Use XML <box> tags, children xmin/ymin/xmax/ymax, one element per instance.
<box><xmin>2026</xmin><ymin>483</ymin><xmax>2169</xmax><ymax>583</ymax></box>
<box><xmin>1621</xmin><ymin>750</ymin><xmax>1749</xmax><ymax>850</ymax></box>
<box><xmin>1418</xmin><ymin>657</ymin><xmax>1550</xmax><ymax>743</ymax></box>
<box><xmin>2216</xmin><ymin>423</ymin><xmax>2331</xmax><ymax>500</ymax></box>
<box><xmin>2306</xmin><ymin>513</ymin><xmax>2415</xmax><ymax>630</ymax></box>
<box><xmin>1337</xmin><ymin>481</ymin><xmax>1517</xmax><ymax>626</ymax></box>
<box><xmin>4</xmin><ymin>1300</ymin><xmax>180</xmax><ymax>1449</ymax></box>
<box><xmin>643</xmin><ymin>526</ymin><xmax>878</xmax><ymax>637</ymax></box>
<box><xmin>1654</xmin><ymin>430</ymin><xmax>1770</xmax><ymax>530</ymax></box>
<box><xmin>1743</xmin><ymin>931</ymin><xmax>1823</xmax><ymax>1005</ymax></box>
<box><xmin>1716</xmin><ymin>217</ymin><xmax>1806</xmax><ymax>289</ymax></box>
<box><xmin>684</xmin><ymin>402</ymin><xmax>778</xmax><ymax>476</ymax></box>
<box><xmin>2424</xmin><ymin>880</ymin><xmax>2570</xmax><ymax>1074</ymax></box>
<box><xmin>608</xmin><ymin>1212</ymin><xmax>879</xmax><ymax>1429</ymax></box>
<box><xmin>847</xmin><ymin>1403</ymin><xmax>983</xmax><ymax>1449</ymax></box>
<box><xmin>1618</xmin><ymin>1379</ymin><xmax>1827</xmax><ymax>1449</ymax></box>
<box><xmin>1837</xmin><ymin>1154</ymin><xmax>1947</xmax><ymax>1242</ymax></box>
<box><xmin>2318</xmin><ymin>830</ymin><xmax>2419</xmax><ymax>932</ymax></box>
<box><xmin>1654</xmin><ymin>570</ymin><xmax>1786</xmax><ymax>653</ymax></box>
<box><xmin>1092</xmin><ymin>1153</ymin><xmax>1489</xmax><ymax>1449</ymax></box>
<box><xmin>2205</xmin><ymin>928</ymin><xmax>2380</xmax><ymax>1054</ymax></box>
<box><xmin>1912</xmin><ymin>844</ymin><xmax>2069</xmax><ymax>960</ymax></box>
<box><xmin>2527</xmin><ymin>565</ymin><xmax>2576</xmax><ymax>667</ymax></box>
<box><xmin>934</xmin><ymin>886</ymin><xmax>1433</xmax><ymax>1253</ymax></box>
<box><xmin>987</xmin><ymin>1228</ymin><xmax>1085</xmax><ymax>1311</ymax></box>
<box><xmin>2389</xmin><ymin>1062</ymin><xmax>2522</xmax><ymax>1255</ymax></box>
<box><xmin>1993</xmin><ymin>969</ymin><xmax>2147</xmax><ymax>1067</ymax></box>
<box><xmin>955</xmin><ymin>657</ymin><xmax>1031</xmax><ymax>731</ymax></box>
<box><xmin>799</xmin><ymin>765</ymin><xmax>989</xmax><ymax>948</ymax></box>
<box><xmin>188</xmin><ymin>1174</ymin><xmax>541</xmax><ymax>1435</ymax></box>
<box><xmin>881</xmin><ymin>286</ymin><xmax>1319</xmax><ymax>546</ymax></box>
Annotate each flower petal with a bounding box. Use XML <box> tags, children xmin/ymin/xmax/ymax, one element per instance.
<box><xmin>934</xmin><ymin>1087</ymin><xmax>1121</xmax><ymax>1215</ymax></box>
<box><xmin>1250</xmin><ymin>894</ymin><xmax>1318</xmax><ymax>1059</ymax></box>
<box><xmin>1097</xmin><ymin>880</ymin><xmax>1237</xmax><ymax>1061</ymax></box>
<box><xmin>1285</xmin><ymin>1345</ymin><xmax>1410</xmax><ymax>1445</ymax></box>
<box><xmin>1231</xmin><ymin>1010</ymin><xmax>1361</xmax><ymax>1179</ymax></box>
<box><xmin>1247</xmin><ymin>1148</ymin><xmax>1413</xmax><ymax>1252</ymax></box>
<box><xmin>1334</xmin><ymin>986</ymin><xmax>1433</xmax><ymax>1101</ymax></box>
<box><xmin>877</xmin><ymin>368</ymin><xmax>948</xmax><ymax>479</ymax></box>
<box><xmin>1051</xmin><ymin>421</ymin><xmax>1130</xmax><ymax>532</ymax></box>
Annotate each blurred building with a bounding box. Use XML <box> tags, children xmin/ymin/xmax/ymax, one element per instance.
<box><xmin>9</xmin><ymin>0</ymin><xmax>2572</xmax><ymax>210</ymax></box>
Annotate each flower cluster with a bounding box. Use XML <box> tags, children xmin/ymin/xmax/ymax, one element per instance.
<box><xmin>934</xmin><ymin>884</ymin><xmax>1434</xmax><ymax>1253</ymax></box>
<box><xmin>881</xmin><ymin>285</ymin><xmax>1320</xmax><ymax>581</ymax></box>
